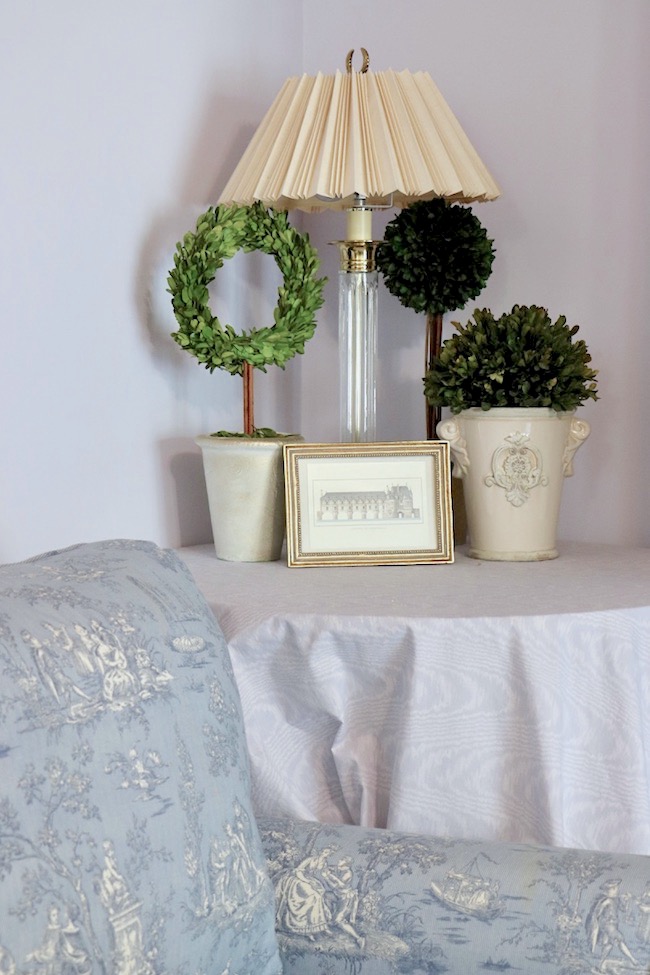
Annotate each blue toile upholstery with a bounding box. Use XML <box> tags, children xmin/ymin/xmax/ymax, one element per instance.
<box><xmin>0</xmin><ymin>540</ymin><xmax>281</xmax><ymax>975</ymax></box>
<box><xmin>259</xmin><ymin>817</ymin><xmax>650</xmax><ymax>973</ymax></box>
<box><xmin>0</xmin><ymin>539</ymin><xmax>648</xmax><ymax>974</ymax></box>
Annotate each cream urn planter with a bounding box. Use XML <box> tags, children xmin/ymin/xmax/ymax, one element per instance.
<box><xmin>437</xmin><ymin>408</ymin><xmax>590</xmax><ymax>561</ymax></box>
<box><xmin>196</xmin><ymin>434</ymin><xmax>302</xmax><ymax>562</ymax></box>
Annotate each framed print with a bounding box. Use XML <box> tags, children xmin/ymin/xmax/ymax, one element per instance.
<box><xmin>283</xmin><ymin>441</ymin><xmax>454</xmax><ymax>567</ymax></box>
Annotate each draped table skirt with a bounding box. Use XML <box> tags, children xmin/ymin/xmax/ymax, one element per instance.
<box><xmin>179</xmin><ymin>542</ymin><xmax>650</xmax><ymax>855</ymax></box>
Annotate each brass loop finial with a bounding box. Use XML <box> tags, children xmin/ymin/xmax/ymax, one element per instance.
<box><xmin>345</xmin><ymin>48</ymin><xmax>370</xmax><ymax>73</ymax></box>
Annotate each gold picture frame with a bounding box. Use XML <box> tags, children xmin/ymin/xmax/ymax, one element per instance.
<box><xmin>283</xmin><ymin>441</ymin><xmax>454</xmax><ymax>567</ymax></box>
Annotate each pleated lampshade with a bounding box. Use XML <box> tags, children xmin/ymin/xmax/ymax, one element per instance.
<box><xmin>218</xmin><ymin>59</ymin><xmax>501</xmax><ymax>211</ymax></box>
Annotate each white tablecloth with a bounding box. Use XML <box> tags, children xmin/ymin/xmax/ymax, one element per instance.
<box><xmin>179</xmin><ymin>542</ymin><xmax>650</xmax><ymax>854</ymax></box>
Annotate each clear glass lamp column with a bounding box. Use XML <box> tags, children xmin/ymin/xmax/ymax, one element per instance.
<box><xmin>336</xmin><ymin>203</ymin><xmax>380</xmax><ymax>443</ymax></box>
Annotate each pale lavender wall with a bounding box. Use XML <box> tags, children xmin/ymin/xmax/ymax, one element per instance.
<box><xmin>1</xmin><ymin>0</ymin><xmax>648</xmax><ymax>561</ymax></box>
<box><xmin>0</xmin><ymin>1</ymin><xmax>303</xmax><ymax>561</ymax></box>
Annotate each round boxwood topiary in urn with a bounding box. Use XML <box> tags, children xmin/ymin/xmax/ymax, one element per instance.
<box><xmin>424</xmin><ymin>304</ymin><xmax>598</xmax><ymax>414</ymax></box>
<box><xmin>426</xmin><ymin>305</ymin><xmax>599</xmax><ymax>562</ymax></box>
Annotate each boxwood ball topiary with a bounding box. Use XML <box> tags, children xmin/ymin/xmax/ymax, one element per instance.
<box><xmin>377</xmin><ymin>197</ymin><xmax>495</xmax><ymax>316</ymax></box>
<box><xmin>424</xmin><ymin>304</ymin><xmax>599</xmax><ymax>414</ymax></box>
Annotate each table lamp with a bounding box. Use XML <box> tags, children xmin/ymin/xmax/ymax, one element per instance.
<box><xmin>218</xmin><ymin>50</ymin><xmax>500</xmax><ymax>442</ymax></box>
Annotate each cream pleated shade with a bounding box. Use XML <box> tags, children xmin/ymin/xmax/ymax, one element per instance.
<box><xmin>218</xmin><ymin>65</ymin><xmax>501</xmax><ymax>212</ymax></box>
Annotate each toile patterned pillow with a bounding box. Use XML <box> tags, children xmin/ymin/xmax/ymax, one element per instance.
<box><xmin>258</xmin><ymin>817</ymin><xmax>650</xmax><ymax>975</ymax></box>
<box><xmin>0</xmin><ymin>539</ymin><xmax>281</xmax><ymax>975</ymax></box>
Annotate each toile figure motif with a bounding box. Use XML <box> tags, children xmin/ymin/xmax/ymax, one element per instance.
<box><xmin>275</xmin><ymin>848</ymin><xmax>365</xmax><ymax>948</ymax></box>
<box><xmin>586</xmin><ymin>879</ymin><xmax>639</xmax><ymax>970</ymax></box>
<box><xmin>636</xmin><ymin>882</ymin><xmax>650</xmax><ymax>946</ymax></box>
<box><xmin>430</xmin><ymin>855</ymin><xmax>504</xmax><ymax>919</ymax></box>
<box><xmin>260</xmin><ymin>820</ymin><xmax>650</xmax><ymax>974</ymax></box>
<box><xmin>262</xmin><ymin>821</ymin><xmax>447</xmax><ymax>965</ymax></box>
<box><xmin>97</xmin><ymin>841</ymin><xmax>154</xmax><ymax>975</ymax></box>
<box><xmin>500</xmin><ymin>849</ymin><xmax>648</xmax><ymax>973</ymax></box>
<box><xmin>25</xmin><ymin>904</ymin><xmax>92</xmax><ymax>975</ymax></box>
<box><xmin>177</xmin><ymin>710</ymin><xmax>270</xmax><ymax>931</ymax></box>
<box><xmin>206</xmin><ymin>799</ymin><xmax>268</xmax><ymax>920</ymax></box>
<box><xmin>205</xmin><ymin>801</ymin><xmax>268</xmax><ymax>922</ymax></box>
<box><xmin>12</xmin><ymin>617</ymin><xmax>173</xmax><ymax>734</ymax></box>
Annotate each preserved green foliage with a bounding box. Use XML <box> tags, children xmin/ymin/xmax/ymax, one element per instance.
<box><xmin>424</xmin><ymin>305</ymin><xmax>599</xmax><ymax>413</ymax></box>
<box><xmin>377</xmin><ymin>198</ymin><xmax>495</xmax><ymax>315</ymax></box>
<box><xmin>210</xmin><ymin>427</ymin><xmax>282</xmax><ymax>439</ymax></box>
<box><xmin>167</xmin><ymin>202</ymin><xmax>326</xmax><ymax>376</ymax></box>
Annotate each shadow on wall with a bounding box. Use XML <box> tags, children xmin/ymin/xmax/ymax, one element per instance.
<box><xmin>134</xmin><ymin>86</ymin><xmax>269</xmax><ymax>382</ymax></box>
<box><xmin>135</xmin><ymin>203</ymin><xmax>205</xmax><ymax>374</ymax></box>
<box><xmin>159</xmin><ymin>438</ymin><xmax>212</xmax><ymax>549</ymax></box>
<box><xmin>133</xmin><ymin>85</ymin><xmax>267</xmax><ymax>400</ymax></box>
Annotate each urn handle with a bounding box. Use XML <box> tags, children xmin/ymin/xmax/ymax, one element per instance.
<box><xmin>562</xmin><ymin>418</ymin><xmax>591</xmax><ymax>477</ymax></box>
<box><xmin>436</xmin><ymin>418</ymin><xmax>470</xmax><ymax>477</ymax></box>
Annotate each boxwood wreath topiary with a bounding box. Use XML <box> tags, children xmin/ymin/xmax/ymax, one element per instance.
<box><xmin>168</xmin><ymin>202</ymin><xmax>326</xmax><ymax>436</ymax></box>
<box><xmin>424</xmin><ymin>304</ymin><xmax>599</xmax><ymax>414</ymax></box>
<box><xmin>377</xmin><ymin>197</ymin><xmax>495</xmax><ymax>437</ymax></box>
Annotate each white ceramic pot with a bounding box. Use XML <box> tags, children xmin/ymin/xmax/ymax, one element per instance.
<box><xmin>437</xmin><ymin>408</ymin><xmax>590</xmax><ymax>561</ymax></box>
<box><xmin>196</xmin><ymin>434</ymin><xmax>303</xmax><ymax>562</ymax></box>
